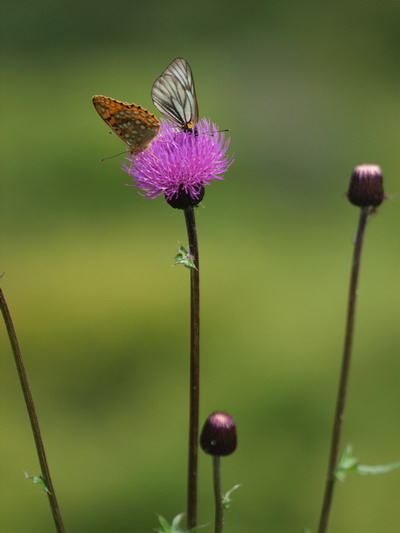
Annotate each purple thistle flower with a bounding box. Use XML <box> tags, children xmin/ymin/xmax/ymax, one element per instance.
<box><xmin>124</xmin><ymin>118</ymin><xmax>232</xmax><ymax>207</ymax></box>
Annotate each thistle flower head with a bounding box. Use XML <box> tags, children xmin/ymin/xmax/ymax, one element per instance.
<box><xmin>124</xmin><ymin>118</ymin><xmax>232</xmax><ymax>208</ymax></box>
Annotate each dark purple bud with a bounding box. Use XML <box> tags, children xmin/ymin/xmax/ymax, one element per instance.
<box><xmin>347</xmin><ymin>164</ymin><xmax>384</xmax><ymax>207</ymax></box>
<box><xmin>166</xmin><ymin>186</ymin><xmax>205</xmax><ymax>209</ymax></box>
<box><xmin>200</xmin><ymin>411</ymin><xmax>237</xmax><ymax>456</ymax></box>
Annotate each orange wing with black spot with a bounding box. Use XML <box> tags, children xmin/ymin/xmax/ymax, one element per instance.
<box><xmin>92</xmin><ymin>95</ymin><xmax>160</xmax><ymax>154</ymax></box>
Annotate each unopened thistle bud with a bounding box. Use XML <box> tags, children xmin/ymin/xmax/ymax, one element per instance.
<box><xmin>347</xmin><ymin>164</ymin><xmax>384</xmax><ymax>207</ymax></box>
<box><xmin>200</xmin><ymin>411</ymin><xmax>237</xmax><ymax>456</ymax></box>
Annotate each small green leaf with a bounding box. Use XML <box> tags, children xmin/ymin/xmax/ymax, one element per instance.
<box><xmin>222</xmin><ymin>483</ymin><xmax>242</xmax><ymax>510</ymax></box>
<box><xmin>171</xmin><ymin>513</ymin><xmax>186</xmax><ymax>529</ymax></box>
<box><xmin>157</xmin><ymin>514</ymin><xmax>171</xmax><ymax>532</ymax></box>
<box><xmin>356</xmin><ymin>461</ymin><xmax>400</xmax><ymax>476</ymax></box>
<box><xmin>173</xmin><ymin>245</ymin><xmax>196</xmax><ymax>269</ymax></box>
<box><xmin>156</xmin><ymin>513</ymin><xmax>201</xmax><ymax>533</ymax></box>
<box><xmin>24</xmin><ymin>472</ymin><xmax>50</xmax><ymax>494</ymax></box>
<box><xmin>334</xmin><ymin>444</ymin><xmax>400</xmax><ymax>481</ymax></box>
<box><xmin>334</xmin><ymin>444</ymin><xmax>359</xmax><ymax>481</ymax></box>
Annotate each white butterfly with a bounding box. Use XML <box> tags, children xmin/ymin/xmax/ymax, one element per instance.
<box><xmin>151</xmin><ymin>58</ymin><xmax>199</xmax><ymax>132</ymax></box>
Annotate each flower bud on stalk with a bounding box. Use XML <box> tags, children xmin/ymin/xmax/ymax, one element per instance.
<box><xmin>347</xmin><ymin>164</ymin><xmax>384</xmax><ymax>207</ymax></box>
<box><xmin>200</xmin><ymin>411</ymin><xmax>237</xmax><ymax>456</ymax></box>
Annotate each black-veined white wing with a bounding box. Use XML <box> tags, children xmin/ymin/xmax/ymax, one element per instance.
<box><xmin>151</xmin><ymin>58</ymin><xmax>199</xmax><ymax>132</ymax></box>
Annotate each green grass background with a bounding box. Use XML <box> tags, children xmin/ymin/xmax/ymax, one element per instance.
<box><xmin>1</xmin><ymin>1</ymin><xmax>400</xmax><ymax>532</ymax></box>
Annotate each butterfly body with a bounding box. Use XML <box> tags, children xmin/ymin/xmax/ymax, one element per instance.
<box><xmin>151</xmin><ymin>58</ymin><xmax>199</xmax><ymax>132</ymax></box>
<box><xmin>92</xmin><ymin>95</ymin><xmax>160</xmax><ymax>154</ymax></box>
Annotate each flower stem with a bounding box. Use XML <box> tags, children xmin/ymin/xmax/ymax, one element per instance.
<box><xmin>317</xmin><ymin>207</ymin><xmax>371</xmax><ymax>533</ymax></box>
<box><xmin>212</xmin><ymin>456</ymin><xmax>224</xmax><ymax>533</ymax></box>
<box><xmin>0</xmin><ymin>288</ymin><xmax>66</xmax><ymax>533</ymax></box>
<box><xmin>184</xmin><ymin>207</ymin><xmax>200</xmax><ymax>530</ymax></box>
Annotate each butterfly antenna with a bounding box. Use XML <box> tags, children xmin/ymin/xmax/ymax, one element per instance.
<box><xmin>99</xmin><ymin>151</ymin><xmax>127</xmax><ymax>162</ymax></box>
<box><xmin>203</xmin><ymin>128</ymin><xmax>230</xmax><ymax>137</ymax></box>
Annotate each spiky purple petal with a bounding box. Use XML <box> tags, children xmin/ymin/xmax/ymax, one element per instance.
<box><xmin>124</xmin><ymin>118</ymin><xmax>232</xmax><ymax>201</ymax></box>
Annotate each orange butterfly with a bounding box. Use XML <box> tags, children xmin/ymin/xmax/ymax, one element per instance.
<box><xmin>92</xmin><ymin>95</ymin><xmax>160</xmax><ymax>154</ymax></box>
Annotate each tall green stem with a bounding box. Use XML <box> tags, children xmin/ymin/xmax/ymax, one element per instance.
<box><xmin>0</xmin><ymin>288</ymin><xmax>66</xmax><ymax>533</ymax></box>
<box><xmin>184</xmin><ymin>207</ymin><xmax>200</xmax><ymax>530</ymax></box>
<box><xmin>317</xmin><ymin>207</ymin><xmax>370</xmax><ymax>533</ymax></box>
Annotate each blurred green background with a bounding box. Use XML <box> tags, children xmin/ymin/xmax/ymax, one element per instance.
<box><xmin>1</xmin><ymin>1</ymin><xmax>400</xmax><ymax>532</ymax></box>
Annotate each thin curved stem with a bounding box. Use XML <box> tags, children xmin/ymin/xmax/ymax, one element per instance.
<box><xmin>0</xmin><ymin>288</ymin><xmax>66</xmax><ymax>533</ymax></box>
<box><xmin>212</xmin><ymin>456</ymin><xmax>224</xmax><ymax>533</ymax></box>
<box><xmin>317</xmin><ymin>207</ymin><xmax>370</xmax><ymax>533</ymax></box>
<box><xmin>184</xmin><ymin>207</ymin><xmax>200</xmax><ymax>530</ymax></box>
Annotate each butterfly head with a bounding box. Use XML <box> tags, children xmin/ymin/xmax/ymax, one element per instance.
<box><xmin>181</xmin><ymin>121</ymin><xmax>198</xmax><ymax>134</ymax></box>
